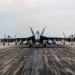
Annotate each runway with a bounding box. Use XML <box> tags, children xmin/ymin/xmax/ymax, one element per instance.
<box><xmin>0</xmin><ymin>44</ymin><xmax>75</xmax><ymax>75</ymax></box>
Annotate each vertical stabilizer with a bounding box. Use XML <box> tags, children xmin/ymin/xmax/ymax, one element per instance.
<box><xmin>29</xmin><ymin>26</ymin><xmax>35</xmax><ymax>36</ymax></box>
<box><xmin>4</xmin><ymin>33</ymin><xmax>6</xmax><ymax>38</ymax></box>
<box><xmin>41</xmin><ymin>26</ymin><xmax>46</xmax><ymax>36</ymax></box>
<box><xmin>14</xmin><ymin>33</ymin><xmax>17</xmax><ymax>38</ymax></box>
<box><xmin>63</xmin><ymin>32</ymin><xmax>66</xmax><ymax>38</ymax></box>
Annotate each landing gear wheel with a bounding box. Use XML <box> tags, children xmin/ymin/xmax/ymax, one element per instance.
<box><xmin>20</xmin><ymin>42</ymin><xmax>22</xmax><ymax>45</ymax></box>
<box><xmin>3</xmin><ymin>42</ymin><xmax>5</xmax><ymax>45</ymax></box>
<box><xmin>15</xmin><ymin>42</ymin><xmax>17</xmax><ymax>45</ymax></box>
<box><xmin>44</xmin><ymin>44</ymin><xmax>46</xmax><ymax>47</ymax></box>
<box><xmin>36</xmin><ymin>45</ymin><xmax>38</xmax><ymax>48</ymax></box>
<box><xmin>29</xmin><ymin>44</ymin><xmax>31</xmax><ymax>47</ymax></box>
<box><xmin>63</xmin><ymin>42</ymin><xmax>65</xmax><ymax>45</ymax></box>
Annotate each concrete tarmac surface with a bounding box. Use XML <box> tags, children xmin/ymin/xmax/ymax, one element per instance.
<box><xmin>0</xmin><ymin>44</ymin><xmax>75</xmax><ymax>75</ymax></box>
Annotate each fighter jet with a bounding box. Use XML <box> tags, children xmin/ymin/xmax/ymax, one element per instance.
<box><xmin>63</xmin><ymin>32</ymin><xmax>75</xmax><ymax>44</ymax></box>
<box><xmin>1</xmin><ymin>33</ymin><xmax>17</xmax><ymax>45</ymax></box>
<box><xmin>0</xmin><ymin>27</ymin><xmax>74</xmax><ymax>47</ymax></box>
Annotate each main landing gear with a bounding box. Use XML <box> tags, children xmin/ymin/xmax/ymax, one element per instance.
<box><xmin>43</xmin><ymin>44</ymin><xmax>46</xmax><ymax>47</ymax></box>
<box><xmin>3</xmin><ymin>42</ymin><xmax>5</xmax><ymax>45</ymax></box>
<box><xmin>29</xmin><ymin>44</ymin><xmax>31</xmax><ymax>47</ymax></box>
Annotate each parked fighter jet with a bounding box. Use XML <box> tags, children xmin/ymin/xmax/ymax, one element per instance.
<box><xmin>1</xmin><ymin>33</ymin><xmax>17</xmax><ymax>45</ymax></box>
<box><xmin>63</xmin><ymin>32</ymin><xmax>75</xmax><ymax>44</ymax></box>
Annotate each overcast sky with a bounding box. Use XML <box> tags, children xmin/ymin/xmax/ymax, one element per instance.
<box><xmin>0</xmin><ymin>0</ymin><xmax>75</xmax><ymax>38</ymax></box>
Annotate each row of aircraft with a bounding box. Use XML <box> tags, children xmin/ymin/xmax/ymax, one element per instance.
<box><xmin>0</xmin><ymin>26</ymin><xmax>75</xmax><ymax>47</ymax></box>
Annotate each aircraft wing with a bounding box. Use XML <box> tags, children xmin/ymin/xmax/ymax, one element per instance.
<box><xmin>16</xmin><ymin>36</ymin><xmax>35</xmax><ymax>42</ymax></box>
<box><xmin>40</xmin><ymin>36</ymin><xmax>75</xmax><ymax>42</ymax></box>
<box><xmin>0</xmin><ymin>36</ymin><xmax>35</xmax><ymax>42</ymax></box>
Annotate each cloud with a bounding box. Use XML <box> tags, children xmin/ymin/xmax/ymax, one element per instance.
<box><xmin>22</xmin><ymin>0</ymin><xmax>38</xmax><ymax>8</ymax></box>
<box><xmin>0</xmin><ymin>0</ymin><xmax>61</xmax><ymax>7</ymax></box>
<box><xmin>0</xmin><ymin>0</ymin><xmax>12</xmax><ymax>6</ymax></box>
<box><xmin>0</xmin><ymin>0</ymin><xmax>75</xmax><ymax>37</ymax></box>
<box><xmin>42</xmin><ymin>0</ymin><xmax>61</xmax><ymax>4</ymax></box>
<box><xmin>0</xmin><ymin>0</ymin><xmax>38</xmax><ymax>14</ymax></box>
<box><xmin>0</xmin><ymin>0</ymin><xmax>75</xmax><ymax>15</ymax></box>
<box><xmin>0</xmin><ymin>0</ymin><xmax>38</xmax><ymax>8</ymax></box>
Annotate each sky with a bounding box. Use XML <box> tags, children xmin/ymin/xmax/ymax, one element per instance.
<box><xmin>0</xmin><ymin>0</ymin><xmax>75</xmax><ymax>38</ymax></box>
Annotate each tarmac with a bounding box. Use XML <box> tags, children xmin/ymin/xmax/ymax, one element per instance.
<box><xmin>0</xmin><ymin>44</ymin><xmax>75</xmax><ymax>75</ymax></box>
